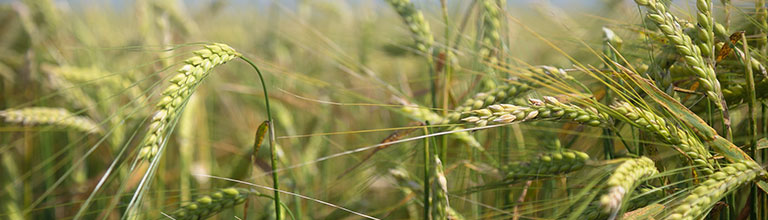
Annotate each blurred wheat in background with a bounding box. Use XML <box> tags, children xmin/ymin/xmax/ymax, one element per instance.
<box><xmin>3</xmin><ymin>0</ymin><xmax>768</xmax><ymax>219</ymax></box>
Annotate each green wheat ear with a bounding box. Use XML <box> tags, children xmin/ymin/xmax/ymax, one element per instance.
<box><xmin>138</xmin><ymin>43</ymin><xmax>240</xmax><ymax>160</ymax></box>
<box><xmin>599</xmin><ymin>157</ymin><xmax>658</xmax><ymax>215</ymax></box>
<box><xmin>167</xmin><ymin>187</ymin><xmax>251</xmax><ymax>220</ymax></box>
<box><xmin>385</xmin><ymin>0</ymin><xmax>434</xmax><ymax>54</ymax></box>
<box><xmin>0</xmin><ymin>107</ymin><xmax>102</xmax><ymax>134</ymax></box>
<box><xmin>503</xmin><ymin>149</ymin><xmax>590</xmax><ymax>183</ymax></box>
<box><xmin>664</xmin><ymin>161</ymin><xmax>765</xmax><ymax>220</ymax></box>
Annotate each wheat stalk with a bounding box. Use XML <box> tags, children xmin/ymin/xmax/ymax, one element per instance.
<box><xmin>167</xmin><ymin>187</ymin><xmax>250</xmax><ymax>220</ymax></box>
<box><xmin>138</xmin><ymin>43</ymin><xmax>240</xmax><ymax>160</ymax></box>
<box><xmin>664</xmin><ymin>160</ymin><xmax>765</xmax><ymax>219</ymax></box>
<box><xmin>635</xmin><ymin>0</ymin><xmax>725</xmax><ymax>110</ymax></box>
<box><xmin>0</xmin><ymin>107</ymin><xmax>102</xmax><ymax>133</ymax></box>
<box><xmin>599</xmin><ymin>157</ymin><xmax>658</xmax><ymax>215</ymax></box>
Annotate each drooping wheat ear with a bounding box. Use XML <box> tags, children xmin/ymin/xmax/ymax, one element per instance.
<box><xmin>599</xmin><ymin>157</ymin><xmax>659</xmax><ymax>214</ymax></box>
<box><xmin>0</xmin><ymin>107</ymin><xmax>102</xmax><ymax>134</ymax></box>
<box><xmin>432</xmin><ymin>156</ymin><xmax>449</xmax><ymax>219</ymax></box>
<box><xmin>167</xmin><ymin>187</ymin><xmax>250</xmax><ymax>220</ymax></box>
<box><xmin>462</xmin><ymin>96</ymin><xmax>609</xmax><ymax>127</ymax></box>
<box><xmin>447</xmin><ymin>66</ymin><xmax>573</xmax><ymax>123</ymax></box>
<box><xmin>400</xmin><ymin>102</ymin><xmax>482</xmax><ymax>149</ymax></box>
<box><xmin>664</xmin><ymin>160</ymin><xmax>766</xmax><ymax>220</ymax></box>
<box><xmin>503</xmin><ymin>149</ymin><xmax>590</xmax><ymax>183</ymax></box>
<box><xmin>635</xmin><ymin>0</ymin><xmax>724</xmax><ymax>110</ymax></box>
<box><xmin>385</xmin><ymin>0</ymin><xmax>433</xmax><ymax>54</ymax></box>
<box><xmin>138</xmin><ymin>43</ymin><xmax>240</xmax><ymax>160</ymax></box>
<box><xmin>610</xmin><ymin>102</ymin><xmax>714</xmax><ymax>174</ymax></box>
<box><xmin>479</xmin><ymin>0</ymin><xmax>502</xmax><ymax>67</ymax></box>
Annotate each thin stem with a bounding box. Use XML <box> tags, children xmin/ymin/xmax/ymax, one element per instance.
<box><xmin>742</xmin><ymin>32</ymin><xmax>758</xmax><ymax>161</ymax></box>
<box><xmin>742</xmin><ymin>32</ymin><xmax>759</xmax><ymax>220</ymax></box>
<box><xmin>439</xmin><ymin>0</ymin><xmax>451</xmax><ymax>162</ymax></box>
<box><xmin>239</xmin><ymin>56</ymin><xmax>281</xmax><ymax>220</ymax></box>
<box><xmin>422</xmin><ymin>122</ymin><xmax>432</xmax><ymax>220</ymax></box>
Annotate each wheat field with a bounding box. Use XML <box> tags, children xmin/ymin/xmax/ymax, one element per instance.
<box><xmin>1</xmin><ymin>0</ymin><xmax>768</xmax><ymax>219</ymax></box>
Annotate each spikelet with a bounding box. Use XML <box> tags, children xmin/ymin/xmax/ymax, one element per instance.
<box><xmin>138</xmin><ymin>43</ymin><xmax>239</xmax><ymax>160</ymax></box>
<box><xmin>167</xmin><ymin>187</ymin><xmax>250</xmax><ymax>220</ymax></box>
<box><xmin>634</xmin><ymin>0</ymin><xmax>725</xmax><ymax>110</ymax></box>
<box><xmin>0</xmin><ymin>107</ymin><xmax>102</xmax><ymax>133</ymax></box>
<box><xmin>503</xmin><ymin>149</ymin><xmax>590</xmax><ymax>183</ymax></box>
<box><xmin>610</xmin><ymin>102</ymin><xmax>714</xmax><ymax>174</ymax></box>
<box><xmin>461</xmin><ymin>96</ymin><xmax>608</xmax><ymax>127</ymax></box>
<box><xmin>664</xmin><ymin>161</ymin><xmax>766</xmax><ymax>220</ymax></box>
<box><xmin>599</xmin><ymin>157</ymin><xmax>658</xmax><ymax>214</ymax></box>
<box><xmin>385</xmin><ymin>0</ymin><xmax>433</xmax><ymax>54</ymax></box>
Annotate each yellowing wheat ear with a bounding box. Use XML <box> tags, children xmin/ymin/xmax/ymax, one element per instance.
<box><xmin>138</xmin><ymin>43</ymin><xmax>240</xmax><ymax>160</ymax></box>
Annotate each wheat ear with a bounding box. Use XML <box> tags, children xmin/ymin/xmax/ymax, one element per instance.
<box><xmin>385</xmin><ymin>0</ymin><xmax>433</xmax><ymax>54</ymax></box>
<box><xmin>462</xmin><ymin>96</ymin><xmax>609</xmax><ymax>127</ymax></box>
<box><xmin>599</xmin><ymin>157</ymin><xmax>659</xmax><ymax>214</ymax></box>
<box><xmin>664</xmin><ymin>160</ymin><xmax>765</xmax><ymax>220</ymax></box>
<box><xmin>401</xmin><ymin>102</ymin><xmax>482</xmax><ymax>149</ymax></box>
<box><xmin>610</xmin><ymin>102</ymin><xmax>714</xmax><ymax>174</ymax></box>
<box><xmin>504</xmin><ymin>149</ymin><xmax>590</xmax><ymax>183</ymax></box>
<box><xmin>479</xmin><ymin>0</ymin><xmax>502</xmax><ymax>67</ymax></box>
<box><xmin>448</xmin><ymin>66</ymin><xmax>573</xmax><ymax>123</ymax></box>
<box><xmin>694</xmin><ymin>0</ymin><xmax>715</xmax><ymax>58</ymax></box>
<box><xmin>635</xmin><ymin>0</ymin><xmax>724</xmax><ymax>110</ymax></box>
<box><xmin>432</xmin><ymin>156</ymin><xmax>449</xmax><ymax>219</ymax></box>
<box><xmin>0</xmin><ymin>107</ymin><xmax>102</xmax><ymax>133</ymax></box>
<box><xmin>167</xmin><ymin>187</ymin><xmax>250</xmax><ymax>220</ymax></box>
<box><xmin>579</xmin><ymin>186</ymin><xmax>663</xmax><ymax>219</ymax></box>
<box><xmin>138</xmin><ymin>43</ymin><xmax>239</xmax><ymax>160</ymax></box>
<box><xmin>389</xmin><ymin>167</ymin><xmax>466</xmax><ymax>220</ymax></box>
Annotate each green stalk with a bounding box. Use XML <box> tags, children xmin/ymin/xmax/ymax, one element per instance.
<box><xmin>439</xmin><ymin>0</ymin><xmax>451</xmax><ymax>162</ymax></box>
<box><xmin>742</xmin><ymin>32</ymin><xmax>759</xmax><ymax>220</ymax></box>
<box><xmin>240</xmin><ymin>56</ymin><xmax>281</xmax><ymax>220</ymax></box>
<box><xmin>422</xmin><ymin>123</ymin><xmax>431</xmax><ymax>220</ymax></box>
<box><xmin>742</xmin><ymin>32</ymin><xmax>758</xmax><ymax>162</ymax></box>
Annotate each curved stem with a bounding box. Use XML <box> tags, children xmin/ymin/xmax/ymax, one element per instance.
<box><xmin>239</xmin><ymin>56</ymin><xmax>282</xmax><ymax>220</ymax></box>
